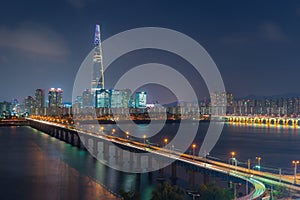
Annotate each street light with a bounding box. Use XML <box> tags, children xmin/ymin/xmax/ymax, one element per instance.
<box><xmin>256</xmin><ymin>156</ymin><xmax>261</xmax><ymax>171</ymax></box>
<box><xmin>164</xmin><ymin>138</ymin><xmax>168</xmax><ymax>147</ymax></box>
<box><xmin>100</xmin><ymin>126</ymin><xmax>104</xmax><ymax>131</ymax></box>
<box><xmin>231</xmin><ymin>151</ymin><xmax>235</xmax><ymax>158</ymax></box>
<box><xmin>143</xmin><ymin>134</ymin><xmax>146</xmax><ymax>144</ymax></box>
<box><xmin>192</xmin><ymin>144</ymin><xmax>196</xmax><ymax>160</ymax></box>
<box><xmin>230</xmin><ymin>151</ymin><xmax>235</xmax><ymax>165</ymax></box>
<box><xmin>112</xmin><ymin>128</ymin><xmax>116</xmax><ymax>135</ymax></box>
<box><xmin>292</xmin><ymin>160</ymin><xmax>299</xmax><ymax>184</ymax></box>
<box><xmin>229</xmin><ymin>151</ymin><xmax>237</xmax><ymax>171</ymax></box>
<box><xmin>126</xmin><ymin>131</ymin><xmax>129</xmax><ymax>139</ymax></box>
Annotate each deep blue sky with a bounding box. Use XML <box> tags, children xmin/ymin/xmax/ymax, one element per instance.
<box><xmin>1</xmin><ymin>0</ymin><xmax>300</xmax><ymax>103</ymax></box>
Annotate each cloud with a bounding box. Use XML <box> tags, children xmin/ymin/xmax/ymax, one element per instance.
<box><xmin>259</xmin><ymin>22</ymin><xmax>289</xmax><ymax>42</ymax></box>
<box><xmin>0</xmin><ymin>22</ymin><xmax>69</xmax><ymax>59</ymax></box>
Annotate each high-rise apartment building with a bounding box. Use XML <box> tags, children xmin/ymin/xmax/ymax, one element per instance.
<box><xmin>35</xmin><ymin>89</ymin><xmax>45</xmax><ymax>108</ymax></box>
<box><xmin>82</xmin><ymin>89</ymin><xmax>93</xmax><ymax>108</ymax></box>
<box><xmin>24</xmin><ymin>96</ymin><xmax>35</xmax><ymax>114</ymax></box>
<box><xmin>48</xmin><ymin>88</ymin><xmax>63</xmax><ymax>115</ymax></box>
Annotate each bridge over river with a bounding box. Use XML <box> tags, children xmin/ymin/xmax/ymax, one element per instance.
<box><xmin>26</xmin><ymin>118</ymin><xmax>300</xmax><ymax>199</ymax></box>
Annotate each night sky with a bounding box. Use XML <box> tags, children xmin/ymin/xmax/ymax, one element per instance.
<box><xmin>1</xmin><ymin>1</ymin><xmax>300</xmax><ymax>103</ymax></box>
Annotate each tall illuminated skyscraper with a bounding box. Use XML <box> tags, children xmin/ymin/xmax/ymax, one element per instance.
<box><xmin>91</xmin><ymin>24</ymin><xmax>104</xmax><ymax>92</ymax></box>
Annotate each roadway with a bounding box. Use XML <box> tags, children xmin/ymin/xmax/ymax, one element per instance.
<box><xmin>27</xmin><ymin>118</ymin><xmax>300</xmax><ymax>199</ymax></box>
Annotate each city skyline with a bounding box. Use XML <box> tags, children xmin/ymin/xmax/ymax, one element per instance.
<box><xmin>2</xmin><ymin>2</ymin><xmax>300</xmax><ymax>199</ymax></box>
<box><xmin>1</xmin><ymin>1</ymin><xmax>300</xmax><ymax>102</ymax></box>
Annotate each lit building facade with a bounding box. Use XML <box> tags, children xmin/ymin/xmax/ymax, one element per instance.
<box><xmin>91</xmin><ymin>24</ymin><xmax>104</xmax><ymax>93</ymax></box>
<box><xmin>35</xmin><ymin>89</ymin><xmax>45</xmax><ymax>109</ymax></box>
<box><xmin>48</xmin><ymin>88</ymin><xmax>63</xmax><ymax>115</ymax></box>
<box><xmin>82</xmin><ymin>89</ymin><xmax>93</xmax><ymax>108</ymax></box>
<box><xmin>110</xmin><ymin>90</ymin><xmax>123</xmax><ymax>108</ymax></box>
<box><xmin>135</xmin><ymin>92</ymin><xmax>147</xmax><ymax>108</ymax></box>
<box><xmin>95</xmin><ymin>89</ymin><xmax>110</xmax><ymax>108</ymax></box>
<box><xmin>110</xmin><ymin>89</ymin><xmax>132</xmax><ymax>108</ymax></box>
<box><xmin>24</xmin><ymin>96</ymin><xmax>35</xmax><ymax>114</ymax></box>
<box><xmin>0</xmin><ymin>101</ymin><xmax>12</xmax><ymax>117</ymax></box>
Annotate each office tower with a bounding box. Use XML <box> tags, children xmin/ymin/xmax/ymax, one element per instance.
<box><xmin>135</xmin><ymin>92</ymin><xmax>147</xmax><ymax>108</ymax></box>
<box><xmin>110</xmin><ymin>89</ymin><xmax>132</xmax><ymax>108</ymax></box>
<box><xmin>110</xmin><ymin>90</ymin><xmax>123</xmax><ymax>108</ymax></box>
<box><xmin>95</xmin><ymin>89</ymin><xmax>110</xmax><ymax>108</ymax></box>
<box><xmin>121</xmin><ymin>89</ymin><xmax>131</xmax><ymax>108</ymax></box>
<box><xmin>91</xmin><ymin>24</ymin><xmax>104</xmax><ymax>92</ymax></box>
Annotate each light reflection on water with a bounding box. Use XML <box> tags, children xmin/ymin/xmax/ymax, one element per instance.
<box><xmin>1</xmin><ymin>123</ymin><xmax>299</xmax><ymax>199</ymax></box>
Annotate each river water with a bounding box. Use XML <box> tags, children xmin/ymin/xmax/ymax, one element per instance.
<box><xmin>1</xmin><ymin>122</ymin><xmax>299</xmax><ymax>199</ymax></box>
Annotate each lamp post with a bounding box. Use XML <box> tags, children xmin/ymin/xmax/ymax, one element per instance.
<box><xmin>192</xmin><ymin>144</ymin><xmax>196</xmax><ymax>160</ymax></box>
<box><xmin>143</xmin><ymin>134</ymin><xmax>146</xmax><ymax>144</ymax></box>
<box><xmin>231</xmin><ymin>151</ymin><xmax>235</xmax><ymax>165</ymax></box>
<box><xmin>164</xmin><ymin>138</ymin><xmax>168</xmax><ymax>147</ymax></box>
<box><xmin>229</xmin><ymin>151</ymin><xmax>237</xmax><ymax>171</ymax></box>
<box><xmin>256</xmin><ymin>156</ymin><xmax>261</xmax><ymax>171</ymax></box>
<box><xmin>293</xmin><ymin>160</ymin><xmax>299</xmax><ymax>184</ymax></box>
<box><xmin>231</xmin><ymin>151</ymin><xmax>235</xmax><ymax>158</ymax></box>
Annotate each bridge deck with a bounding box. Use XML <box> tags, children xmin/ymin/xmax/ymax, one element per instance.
<box><xmin>27</xmin><ymin>118</ymin><xmax>300</xmax><ymax>199</ymax></box>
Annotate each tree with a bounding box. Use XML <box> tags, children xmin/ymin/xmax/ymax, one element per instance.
<box><xmin>151</xmin><ymin>182</ymin><xmax>185</xmax><ymax>200</ymax></box>
<box><xmin>119</xmin><ymin>189</ymin><xmax>140</xmax><ymax>200</ymax></box>
<box><xmin>198</xmin><ymin>182</ymin><xmax>233</xmax><ymax>200</ymax></box>
<box><xmin>272</xmin><ymin>185</ymin><xmax>290</xmax><ymax>199</ymax></box>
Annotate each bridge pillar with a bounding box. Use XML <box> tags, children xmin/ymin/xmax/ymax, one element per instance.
<box><xmin>57</xmin><ymin>129</ymin><xmax>60</xmax><ymax>139</ymax></box>
<box><xmin>203</xmin><ymin>171</ymin><xmax>209</xmax><ymax>185</ymax></box>
<box><xmin>52</xmin><ymin>128</ymin><xmax>55</xmax><ymax>137</ymax></box>
<box><xmin>116</xmin><ymin>148</ymin><xmax>124</xmax><ymax>165</ymax></box>
<box><xmin>55</xmin><ymin>128</ymin><xmax>59</xmax><ymax>138</ymax></box>
<box><xmin>83</xmin><ymin>137</ymin><xmax>89</xmax><ymax>149</ymax></box>
<box><xmin>61</xmin><ymin>130</ymin><xmax>65</xmax><ymax>141</ymax></box>
<box><xmin>70</xmin><ymin>133</ymin><xmax>75</xmax><ymax>145</ymax></box>
<box><xmin>158</xmin><ymin>160</ymin><xmax>165</xmax><ymax>180</ymax></box>
<box><xmin>103</xmin><ymin>142</ymin><xmax>109</xmax><ymax>162</ymax></box>
<box><xmin>171</xmin><ymin>163</ymin><xmax>177</xmax><ymax>185</ymax></box>
<box><xmin>188</xmin><ymin>169</ymin><xmax>196</xmax><ymax>190</ymax></box>
<box><xmin>59</xmin><ymin>129</ymin><xmax>63</xmax><ymax>140</ymax></box>
<box><xmin>76</xmin><ymin>134</ymin><xmax>81</xmax><ymax>148</ymax></box>
<box><xmin>93</xmin><ymin>139</ymin><xmax>98</xmax><ymax>156</ymax></box>
<box><xmin>114</xmin><ymin>145</ymin><xmax>118</xmax><ymax>159</ymax></box>
<box><xmin>136</xmin><ymin>154</ymin><xmax>142</xmax><ymax>172</ymax></box>
<box><xmin>49</xmin><ymin>127</ymin><xmax>53</xmax><ymax>136</ymax></box>
<box><xmin>129</xmin><ymin>151</ymin><xmax>134</xmax><ymax>166</ymax></box>
<box><xmin>147</xmin><ymin>156</ymin><xmax>153</xmax><ymax>171</ymax></box>
<box><xmin>65</xmin><ymin>131</ymin><xmax>70</xmax><ymax>143</ymax></box>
